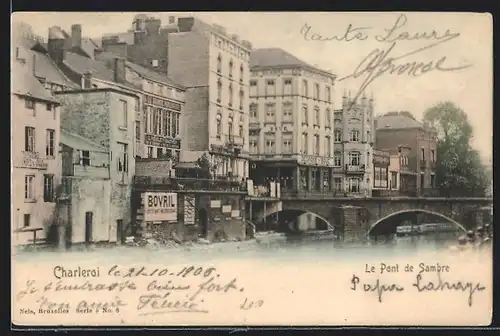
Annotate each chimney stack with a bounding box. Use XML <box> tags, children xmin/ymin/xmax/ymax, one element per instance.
<box><xmin>47</xmin><ymin>26</ymin><xmax>65</xmax><ymax>64</ymax></box>
<box><xmin>71</xmin><ymin>24</ymin><xmax>82</xmax><ymax>49</ymax></box>
<box><xmin>82</xmin><ymin>71</ymin><xmax>92</xmax><ymax>89</ymax></box>
<box><xmin>113</xmin><ymin>57</ymin><xmax>126</xmax><ymax>84</ymax></box>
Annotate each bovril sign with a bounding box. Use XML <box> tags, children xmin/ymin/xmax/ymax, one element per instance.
<box><xmin>143</xmin><ymin>192</ymin><xmax>178</xmax><ymax>222</ymax></box>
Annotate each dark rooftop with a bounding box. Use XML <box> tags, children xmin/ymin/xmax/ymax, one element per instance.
<box><xmin>12</xmin><ymin>61</ymin><xmax>59</xmax><ymax>104</ymax></box>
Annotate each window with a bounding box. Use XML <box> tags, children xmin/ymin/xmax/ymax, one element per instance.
<box><xmin>313</xmin><ymin>134</ymin><xmax>319</xmax><ymax>155</ymax></box>
<box><xmin>302</xmin><ymin>80</ymin><xmax>308</xmax><ymax>97</ymax></box>
<box><xmin>173</xmin><ymin>112</ymin><xmax>180</xmax><ymax>137</ymax></box>
<box><xmin>22</xmin><ymin>213</ymin><xmax>31</xmax><ymax>228</ymax></box>
<box><xmin>265</xmin><ymin>103</ymin><xmax>276</xmax><ymax>122</ymax></box>
<box><xmin>250</xmin><ymin>80</ymin><xmax>257</xmax><ymax>96</ymax></box>
<box><xmin>314</xmin><ymin>107</ymin><xmax>320</xmax><ymax>126</ymax></box>
<box><xmin>228</xmin><ymin>83</ymin><xmax>233</xmax><ymax>106</ymax></box>
<box><xmin>239</xmin><ymin>64</ymin><xmax>244</xmax><ymax>82</ymax></box>
<box><xmin>420</xmin><ymin>173</ymin><xmax>425</xmax><ymax>189</ymax></box>
<box><xmin>265</xmin><ymin>140</ymin><xmax>275</xmax><ymax>154</ymax></box>
<box><xmin>334</xmin><ymin>129</ymin><xmax>342</xmax><ymax>142</ymax></box>
<box><xmin>217</xmin><ymin>54</ymin><xmax>222</xmax><ymax>73</ymax></box>
<box><xmin>349</xmin><ymin>178</ymin><xmax>360</xmax><ymax>193</ymax></box>
<box><xmin>283</xmin><ymin>103</ymin><xmax>293</xmax><ymax>121</ymax></box>
<box><xmin>43</xmin><ymin>174</ymin><xmax>54</xmax><ymax>202</ymax></box>
<box><xmin>431</xmin><ymin>149</ymin><xmax>436</xmax><ymax>162</ymax></box>
<box><xmin>391</xmin><ymin>172</ymin><xmax>398</xmax><ymax>189</ymax></box>
<box><xmin>135</xmin><ymin>121</ymin><xmax>141</xmax><ymax>140</ymax></box>
<box><xmin>324</xmin><ymin>136</ymin><xmax>331</xmax><ymax>157</ymax></box>
<box><xmin>283</xmin><ymin>139</ymin><xmax>292</xmax><ymax>154</ymax></box>
<box><xmin>217</xmin><ymin>79</ymin><xmax>222</xmax><ymax>102</ymax></box>
<box><xmin>46</xmin><ymin>103</ymin><xmax>52</xmax><ymax>111</ymax></box>
<box><xmin>326</xmin><ymin>86</ymin><xmax>331</xmax><ymax>102</ymax></box>
<box><xmin>325</xmin><ymin>108</ymin><xmax>331</xmax><ymax>128</ymax></box>
<box><xmin>366</xmin><ymin>130</ymin><xmax>371</xmax><ymax>143</ymax></box>
<box><xmin>81</xmin><ymin>150</ymin><xmax>91</xmax><ymax>166</ymax></box>
<box><xmin>430</xmin><ymin>174</ymin><xmax>435</xmax><ymax>187</ymax></box>
<box><xmin>334</xmin><ymin>112</ymin><xmax>342</xmax><ymax>122</ymax></box>
<box><xmin>266</xmin><ymin>80</ymin><xmax>275</xmax><ymax>95</ymax></box>
<box><xmin>45</xmin><ymin>129</ymin><xmax>55</xmax><ymax>157</ymax></box>
<box><xmin>216</xmin><ymin>113</ymin><xmax>222</xmax><ymax>138</ymax></box>
<box><xmin>284</xmin><ymin>79</ymin><xmax>292</xmax><ymax>95</ymax></box>
<box><xmin>400</xmin><ymin>155</ymin><xmax>408</xmax><ymax>166</ymax></box>
<box><xmin>229</xmin><ymin>60</ymin><xmax>234</xmax><ymax>78</ymax></box>
<box><xmin>156</xmin><ymin>109</ymin><xmax>163</xmax><ymax>135</ymax></box>
<box><xmin>120</xmin><ymin>100</ymin><xmax>128</xmax><ymax>128</ymax></box>
<box><xmin>334</xmin><ymin>152</ymin><xmax>342</xmax><ymax>166</ymax></box>
<box><xmin>350</xmin><ymin>129</ymin><xmax>360</xmax><ymax>142</ymax></box>
<box><xmin>349</xmin><ymin>151</ymin><xmax>361</xmax><ymax>166</ymax></box>
<box><xmin>118</xmin><ymin>143</ymin><xmax>128</xmax><ymax>173</ymax></box>
<box><xmin>249</xmin><ymin>140</ymin><xmax>258</xmax><ymax>153</ymax></box>
<box><xmin>147</xmin><ymin>146</ymin><xmax>153</xmax><ymax>158</ymax></box>
<box><xmin>302</xmin><ymin>105</ymin><xmax>308</xmax><ymax>124</ymax></box>
<box><xmin>24</xmin><ymin>175</ymin><xmax>35</xmax><ymax>200</ymax></box>
<box><xmin>228</xmin><ymin>117</ymin><xmax>234</xmax><ymax>137</ymax></box>
<box><xmin>301</xmin><ymin>133</ymin><xmax>308</xmax><ymax>154</ymax></box>
<box><xmin>157</xmin><ymin>148</ymin><xmax>163</xmax><ymax>158</ymax></box>
<box><xmin>421</xmin><ymin>148</ymin><xmax>425</xmax><ymax>160</ymax></box>
<box><xmin>250</xmin><ymin>103</ymin><xmax>258</xmax><ymax>118</ymax></box>
<box><xmin>314</xmin><ymin>83</ymin><xmax>320</xmax><ymax>100</ymax></box>
<box><xmin>25</xmin><ymin>126</ymin><xmax>35</xmax><ymax>152</ymax></box>
<box><xmin>239</xmin><ymin>89</ymin><xmax>244</xmax><ymax>110</ymax></box>
<box><xmin>239</xmin><ymin>125</ymin><xmax>244</xmax><ymax>138</ymax></box>
<box><xmin>334</xmin><ymin>177</ymin><xmax>342</xmax><ymax>191</ymax></box>
<box><xmin>25</xmin><ymin>98</ymin><xmax>35</xmax><ymax>109</ymax></box>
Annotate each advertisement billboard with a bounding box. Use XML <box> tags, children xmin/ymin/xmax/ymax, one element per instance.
<box><xmin>143</xmin><ymin>192</ymin><xmax>178</xmax><ymax>222</ymax></box>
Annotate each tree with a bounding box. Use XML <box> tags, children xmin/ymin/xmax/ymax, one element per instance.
<box><xmin>196</xmin><ymin>153</ymin><xmax>219</xmax><ymax>179</ymax></box>
<box><xmin>423</xmin><ymin>101</ymin><xmax>490</xmax><ymax>195</ymax></box>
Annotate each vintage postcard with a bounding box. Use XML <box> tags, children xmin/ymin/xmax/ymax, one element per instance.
<box><xmin>11</xmin><ymin>12</ymin><xmax>493</xmax><ymax>327</ymax></box>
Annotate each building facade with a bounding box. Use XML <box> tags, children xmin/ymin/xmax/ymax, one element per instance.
<box><xmin>12</xmin><ymin>60</ymin><xmax>62</xmax><ymax>246</ymax></box>
<box><xmin>372</xmin><ymin>149</ymin><xmax>390</xmax><ymax>194</ymax></box>
<box><xmin>332</xmin><ymin>94</ymin><xmax>375</xmax><ymax>196</ymax></box>
<box><xmin>375</xmin><ymin>111</ymin><xmax>437</xmax><ymax>195</ymax></box>
<box><xmin>166</xmin><ymin>17</ymin><xmax>252</xmax><ymax>181</ymax></box>
<box><xmin>248</xmin><ymin>48</ymin><xmax>337</xmax><ymax>193</ymax></box>
<box><xmin>55</xmin><ymin>88</ymin><xmax>139</xmax><ymax>245</ymax></box>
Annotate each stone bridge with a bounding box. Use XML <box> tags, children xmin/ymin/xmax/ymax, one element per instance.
<box><xmin>250</xmin><ymin>196</ymin><xmax>493</xmax><ymax>242</ymax></box>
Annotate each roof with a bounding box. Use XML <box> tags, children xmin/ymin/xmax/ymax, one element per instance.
<box><xmin>375</xmin><ymin>112</ymin><xmax>424</xmax><ymax>130</ymax></box>
<box><xmin>250</xmin><ymin>48</ymin><xmax>335</xmax><ymax>77</ymax></box>
<box><xmin>12</xmin><ymin>60</ymin><xmax>59</xmax><ymax>104</ymax></box>
<box><xmin>60</xmin><ymin>129</ymin><xmax>108</xmax><ymax>153</ymax></box>
<box><xmin>126</xmin><ymin>61</ymin><xmax>185</xmax><ymax>89</ymax></box>
<box><xmin>13</xmin><ymin>35</ymin><xmax>76</xmax><ymax>89</ymax></box>
<box><xmin>63</xmin><ymin>51</ymin><xmax>116</xmax><ymax>82</ymax></box>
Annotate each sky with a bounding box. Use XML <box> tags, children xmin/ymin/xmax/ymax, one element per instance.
<box><xmin>12</xmin><ymin>12</ymin><xmax>493</xmax><ymax>163</ymax></box>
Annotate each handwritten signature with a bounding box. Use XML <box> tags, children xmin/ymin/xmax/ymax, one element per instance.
<box><xmin>301</xmin><ymin>14</ymin><xmax>472</xmax><ymax>108</ymax></box>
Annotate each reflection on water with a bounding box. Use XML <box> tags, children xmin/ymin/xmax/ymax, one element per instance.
<box><xmin>12</xmin><ymin>231</ymin><xmax>472</xmax><ymax>265</ymax></box>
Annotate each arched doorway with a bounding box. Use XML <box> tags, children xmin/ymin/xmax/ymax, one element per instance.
<box><xmin>198</xmin><ymin>208</ymin><xmax>208</xmax><ymax>238</ymax></box>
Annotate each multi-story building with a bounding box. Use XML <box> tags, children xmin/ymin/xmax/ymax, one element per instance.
<box><xmin>11</xmin><ymin>58</ymin><xmax>62</xmax><ymax>246</ymax></box>
<box><xmin>166</xmin><ymin>17</ymin><xmax>252</xmax><ymax>181</ymax></box>
<box><xmin>375</xmin><ymin>111</ymin><xmax>437</xmax><ymax>194</ymax></box>
<box><xmin>333</xmin><ymin>93</ymin><xmax>375</xmax><ymax>196</ymax></box>
<box><xmin>55</xmin><ymin>87</ymin><xmax>139</xmax><ymax>245</ymax></box>
<box><xmin>45</xmin><ymin>25</ymin><xmax>186</xmax><ymax>162</ymax></box>
<box><xmin>248</xmin><ymin>48</ymin><xmax>337</xmax><ymax>193</ymax></box>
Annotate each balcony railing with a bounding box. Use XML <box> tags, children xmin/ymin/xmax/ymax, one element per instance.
<box><xmin>133</xmin><ymin>176</ymin><xmax>247</xmax><ymax>193</ymax></box>
<box><xmin>345</xmin><ymin>164</ymin><xmax>366</xmax><ymax>173</ymax></box>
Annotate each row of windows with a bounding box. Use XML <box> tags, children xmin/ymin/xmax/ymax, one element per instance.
<box><xmin>250</xmin><ymin>78</ymin><xmax>332</xmax><ymax>102</ymax></box>
<box><xmin>24</xmin><ymin>97</ymin><xmax>57</xmax><ymax>120</ymax></box>
<box><xmin>215</xmin><ymin>115</ymin><xmax>245</xmax><ymax>139</ymax></box>
<box><xmin>420</xmin><ymin>148</ymin><xmax>436</xmax><ymax>162</ymax></box>
<box><xmin>24</xmin><ymin>174</ymin><xmax>55</xmax><ymax>202</ymax></box>
<box><xmin>144</xmin><ymin>105</ymin><xmax>180</xmax><ymax>137</ymax></box>
<box><xmin>298</xmin><ymin>171</ymin><xmax>362</xmax><ymax>193</ymax></box>
<box><xmin>24</xmin><ymin>126</ymin><xmax>55</xmax><ymax>157</ymax></box>
<box><xmin>216</xmin><ymin>79</ymin><xmax>245</xmax><ymax>110</ymax></box>
<box><xmin>216</xmin><ymin>55</ymin><xmax>245</xmax><ymax>83</ymax></box>
<box><xmin>72</xmin><ymin>144</ymin><xmax>129</xmax><ymax>173</ymax></box>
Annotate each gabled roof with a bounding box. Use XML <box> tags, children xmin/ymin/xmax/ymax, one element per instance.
<box><xmin>12</xmin><ymin>61</ymin><xmax>59</xmax><ymax>104</ymax></box>
<box><xmin>60</xmin><ymin>129</ymin><xmax>108</xmax><ymax>153</ymax></box>
<box><xmin>64</xmin><ymin>51</ymin><xmax>116</xmax><ymax>82</ymax></box>
<box><xmin>250</xmin><ymin>48</ymin><xmax>335</xmax><ymax>77</ymax></box>
<box><xmin>126</xmin><ymin>61</ymin><xmax>185</xmax><ymax>90</ymax></box>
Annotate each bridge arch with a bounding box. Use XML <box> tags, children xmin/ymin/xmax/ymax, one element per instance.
<box><xmin>261</xmin><ymin>208</ymin><xmax>334</xmax><ymax>233</ymax></box>
<box><xmin>367</xmin><ymin>209</ymin><xmax>467</xmax><ymax>236</ymax></box>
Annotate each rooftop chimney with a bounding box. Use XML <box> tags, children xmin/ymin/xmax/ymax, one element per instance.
<box><xmin>113</xmin><ymin>57</ymin><xmax>126</xmax><ymax>84</ymax></box>
<box><xmin>71</xmin><ymin>24</ymin><xmax>82</xmax><ymax>49</ymax></box>
<box><xmin>47</xmin><ymin>26</ymin><xmax>65</xmax><ymax>64</ymax></box>
<box><xmin>82</xmin><ymin>71</ymin><xmax>92</xmax><ymax>89</ymax></box>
